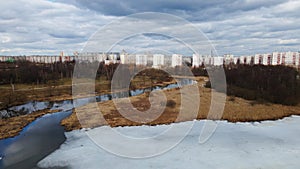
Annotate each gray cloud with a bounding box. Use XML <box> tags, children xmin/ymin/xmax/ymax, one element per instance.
<box><xmin>71</xmin><ymin>0</ymin><xmax>286</xmax><ymax>21</ymax></box>
<box><xmin>0</xmin><ymin>0</ymin><xmax>115</xmax><ymax>55</ymax></box>
<box><xmin>0</xmin><ymin>0</ymin><xmax>299</xmax><ymax>55</ymax></box>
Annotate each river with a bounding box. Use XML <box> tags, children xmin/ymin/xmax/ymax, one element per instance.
<box><xmin>0</xmin><ymin>78</ymin><xmax>195</xmax><ymax>169</ymax></box>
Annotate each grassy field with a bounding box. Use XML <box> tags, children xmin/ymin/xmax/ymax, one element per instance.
<box><xmin>61</xmin><ymin>76</ymin><xmax>300</xmax><ymax>131</ymax></box>
<box><xmin>1</xmin><ymin>76</ymin><xmax>300</xmax><ymax>139</ymax></box>
<box><xmin>0</xmin><ymin>75</ymin><xmax>174</xmax><ymax>110</ymax></box>
<box><xmin>0</xmin><ymin>78</ymin><xmax>72</xmax><ymax>110</ymax></box>
<box><xmin>0</xmin><ymin>75</ymin><xmax>176</xmax><ymax>139</ymax></box>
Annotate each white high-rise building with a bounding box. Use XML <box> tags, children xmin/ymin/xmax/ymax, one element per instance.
<box><xmin>0</xmin><ymin>56</ymin><xmax>10</xmax><ymax>62</ymax></box>
<box><xmin>271</xmin><ymin>52</ymin><xmax>281</xmax><ymax>65</ymax></box>
<box><xmin>296</xmin><ymin>52</ymin><xmax>300</xmax><ymax>67</ymax></box>
<box><xmin>281</xmin><ymin>52</ymin><xmax>286</xmax><ymax>65</ymax></box>
<box><xmin>246</xmin><ymin>56</ymin><xmax>253</xmax><ymax>64</ymax></box>
<box><xmin>120</xmin><ymin>51</ymin><xmax>135</xmax><ymax>64</ymax></box>
<box><xmin>120</xmin><ymin>52</ymin><xmax>126</xmax><ymax>64</ymax></box>
<box><xmin>262</xmin><ymin>53</ymin><xmax>271</xmax><ymax>65</ymax></box>
<box><xmin>285</xmin><ymin>51</ymin><xmax>293</xmax><ymax>65</ymax></box>
<box><xmin>96</xmin><ymin>53</ymin><xmax>105</xmax><ymax>62</ymax></box>
<box><xmin>254</xmin><ymin>54</ymin><xmax>263</xmax><ymax>64</ymax></box>
<box><xmin>192</xmin><ymin>53</ymin><xmax>201</xmax><ymax>67</ymax></box>
<box><xmin>108</xmin><ymin>53</ymin><xmax>119</xmax><ymax>61</ymax></box>
<box><xmin>202</xmin><ymin>55</ymin><xmax>212</xmax><ymax>65</ymax></box>
<box><xmin>285</xmin><ymin>51</ymin><xmax>297</xmax><ymax>66</ymax></box>
<box><xmin>136</xmin><ymin>54</ymin><xmax>147</xmax><ymax>66</ymax></box>
<box><xmin>171</xmin><ymin>54</ymin><xmax>182</xmax><ymax>67</ymax></box>
<box><xmin>239</xmin><ymin>56</ymin><xmax>247</xmax><ymax>64</ymax></box>
<box><xmin>223</xmin><ymin>54</ymin><xmax>234</xmax><ymax>64</ymax></box>
<box><xmin>76</xmin><ymin>52</ymin><xmax>113</xmax><ymax>63</ymax></box>
<box><xmin>152</xmin><ymin>54</ymin><xmax>164</xmax><ymax>68</ymax></box>
<box><xmin>212</xmin><ymin>57</ymin><xmax>224</xmax><ymax>66</ymax></box>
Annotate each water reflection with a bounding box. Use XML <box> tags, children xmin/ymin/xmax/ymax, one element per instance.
<box><xmin>0</xmin><ymin>78</ymin><xmax>195</xmax><ymax>169</ymax></box>
<box><xmin>0</xmin><ymin>111</ymin><xmax>72</xmax><ymax>169</ymax></box>
<box><xmin>1</xmin><ymin>79</ymin><xmax>195</xmax><ymax>118</ymax></box>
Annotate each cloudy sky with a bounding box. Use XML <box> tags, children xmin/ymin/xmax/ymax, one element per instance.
<box><xmin>0</xmin><ymin>0</ymin><xmax>299</xmax><ymax>56</ymax></box>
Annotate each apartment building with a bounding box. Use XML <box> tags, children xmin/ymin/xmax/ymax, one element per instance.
<box><xmin>171</xmin><ymin>54</ymin><xmax>182</xmax><ymax>67</ymax></box>
<box><xmin>152</xmin><ymin>54</ymin><xmax>164</xmax><ymax>68</ymax></box>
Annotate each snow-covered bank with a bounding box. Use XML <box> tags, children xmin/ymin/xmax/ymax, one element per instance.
<box><xmin>38</xmin><ymin>116</ymin><xmax>300</xmax><ymax>169</ymax></box>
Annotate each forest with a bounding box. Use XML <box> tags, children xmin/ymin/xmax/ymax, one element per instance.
<box><xmin>0</xmin><ymin>61</ymin><xmax>118</xmax><ymax>85</ymax></box>
<box><xmin>225</xmin><ymin>65</ymin><xmax>300</xmax><ymax>105</ymax></box>
<box><xmin>202</xmin><ymin>64</ymin><xmax>300</xmax><ymax>106</ymax></box>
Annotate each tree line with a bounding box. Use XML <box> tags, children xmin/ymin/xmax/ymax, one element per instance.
<box><xmin>0</xmin><ymin>61</ymin><xmax>74</xmax><ymax>85</ymax></box>
<box><xmin>0</xmin><ymin>61</ymin><xmax>121</xmax><ymax>85</ymax></box>
<box><xmin>0</xmin><ymin>61</ymin><xmax>192</xmax><ymax>85</ymax></box>
<box><xmin>1</xmin><ymin>61</ymin><xmax>299</xmax><ymax>105</ymax></box>
<box><xmin>226</xmin><ymin>65</ymin><xmax>300</xmax><ymax>105</ymax></box>
<box><xmin>201</xmin><ymin>65</ymin><xmax>300</xmax><ymax>106</ymax></box>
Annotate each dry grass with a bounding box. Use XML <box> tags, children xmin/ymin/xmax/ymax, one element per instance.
<box><xmin>61</xmin><ymin>76</ymin><xmax>300</xmax><ymax>131</ymax></box>
<box><xmin>0</xmin><ymin>85</ymin><xmax>73</xmax><ymax>110</ymax></box>
<box><xmin>0</xmin><ymin>109</ymin><xmax>60</xmax><ymax>139</ymax></box>
<box><xmin>2</xmin><ymin>76</ymin><xmax>300</xmax><ymax>139</ymax></box>
<box><xmin>0</xmin><ymin>76</ymin><xmax>176</xmax><ymax>139</ymax></box>
<box><xmin>0</xmin><ymin>76</ymin><xmax>175</xmax><ymax>110</ymax></box>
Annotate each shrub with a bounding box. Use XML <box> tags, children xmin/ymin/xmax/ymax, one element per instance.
<box><xmin>228</xmin><ymin>96</ymin><xmax>235</xmax><ymax>102</ymax></box>
<box><xmin>166</xmin><ymin>100</ymin><xmax>176</xmax><ymax>108</ymax></box>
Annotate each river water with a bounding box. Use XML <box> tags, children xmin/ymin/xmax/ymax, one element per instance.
<box><xmin>0</xmin><ymin>78</ymin><xmax>195</xmax><ymax>169</ymax></box>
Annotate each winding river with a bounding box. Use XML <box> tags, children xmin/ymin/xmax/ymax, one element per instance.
<box><xmin>0</xmin><ymin>78</ymin><xmax>195</xmax><ymax>169</ymax></box>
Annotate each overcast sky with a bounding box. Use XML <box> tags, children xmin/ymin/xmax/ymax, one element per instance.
<box><xmin>0</xmin><ymin>0</ymin><xmax>299</xmax><ymax>56</ymax></box>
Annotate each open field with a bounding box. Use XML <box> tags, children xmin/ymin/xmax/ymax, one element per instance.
<box><xmin>0</xmin><ymin>75</ymin><xmax>175</xmax><ymax>110</ymax></box>
<box><xmin>1</xmin><ymin>76</ymin><xmax>300</xmax><ymax>139</ymax></box>
<box><xmin>0</xmin><ymin>76</ymin><xmax>176</xmax><ymax>139</ymax></box>
<box><xmin>61</xmin><ymin>77</ymin><xmax>300</xmax><ymax>131</ymax></box>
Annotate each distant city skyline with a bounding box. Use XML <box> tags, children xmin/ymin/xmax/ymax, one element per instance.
<box><xmin>1</xmin><ymin>51</ymin><xmax>299</xmax><ymax>69</ymax></box>
<box><xmin>0</xmin><ymin>0</ymin><xmax>300</xmax><ymax>56</ymax></box>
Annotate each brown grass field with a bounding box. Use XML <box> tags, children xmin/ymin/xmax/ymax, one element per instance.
<box><xmin>61</xmin><ymin>77</ymin><xmax>300</xmax><ymax>131</ymax></box>
<box><xmin>0</xmin><ymin>77</ymin><xmax>175</xmax><ymax>139</ymax></box>
<box><xmin>1</xmin><ymin>76</ymin><xmax>300</xmax><ymax>140</ymax></box>
<box><xmin>0</xmin><ymin>76</ymin><xmax>175</xmax><ymax>110</ymax></box>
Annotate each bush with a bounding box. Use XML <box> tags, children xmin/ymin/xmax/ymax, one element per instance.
<box><xmin>228</xmin><ymin>96</ymin><xmax>235</xmax><ymax>102</ymax></box>
<box><xmin>204</xmin><ymin>81</ymin><xmax>211</xmax><ymax>88</ymax></box>
<box><xmin>166</xmin><ymin>100</ymin><xmax>176</xmax><ymax>108</ymax></box>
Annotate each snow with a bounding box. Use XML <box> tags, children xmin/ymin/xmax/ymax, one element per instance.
<box><xmin>38</xmin><ymin>116</ymin><xmax>300</xmax><ymax>169</ymax></box>
<box><xmin>11</xmin><ymin>101</ymin><xmax>49</xmax><ymax>113</ymax></box>
<box><xmin>0</xmin><ymin>101</ymin><xmax>50</xmax><ymax>118</ymax></box>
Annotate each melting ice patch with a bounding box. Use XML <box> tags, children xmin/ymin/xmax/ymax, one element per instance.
<box><xmin>38</xmin><ymin>116</ymin><xmax>300</xmax><ymax>169</ymax></box>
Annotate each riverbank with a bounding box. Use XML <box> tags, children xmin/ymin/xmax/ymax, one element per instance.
<box><xmin>0</xmin><ymin>76</ymin><xmax>176</xmax><ymax>111</ymax></box>
<box><xmin>0</xmin><ymin>109</ymin><xmax>60</xmax><ymax>139</ymax></box>
<box><xmin>1</xmin><ymin>76</ymin><xmax>300</xmax><ymax>140</ymax></box>
<box><xmin>0</xmin><ymin>77</ymin><xmax>179</xmax><ymax>139</ymax></box>
<box><xmin>61</xmin><ymin>76</ymin><xmax>300</xmax><ymax>131</ymax></box>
